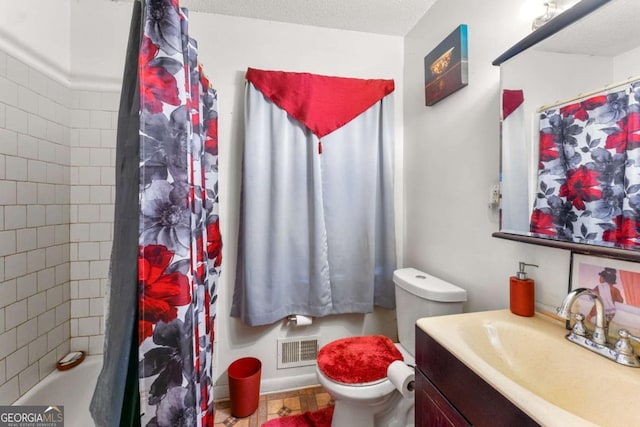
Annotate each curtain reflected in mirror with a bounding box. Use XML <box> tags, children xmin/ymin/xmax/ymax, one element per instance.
<box><xmin>530</xmin><ymin>82</ymin><xmax>640</xmax><ymax>248</ymax></box>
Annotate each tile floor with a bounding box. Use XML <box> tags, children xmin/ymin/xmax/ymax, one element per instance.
<box><xmin>214</xmin><ymin>385</ymin><xmax>333</xmax><ymax>427</ymax></box>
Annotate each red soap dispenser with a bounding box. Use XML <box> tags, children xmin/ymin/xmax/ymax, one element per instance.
<box><xmin>510</xmin><ymin>262</ymin><xmax>538</xmax><ymax>317</ymax></box>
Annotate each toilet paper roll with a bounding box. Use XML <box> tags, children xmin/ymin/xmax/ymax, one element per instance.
<box><xmin>292</xmin><ymin>315</ymin><xmax>313</xmax><ymax>326</ymax></box>
<box><xmin>387</xmin><ymin>361</ymin><xmax>415</xmax><ymax>398</ymax></box>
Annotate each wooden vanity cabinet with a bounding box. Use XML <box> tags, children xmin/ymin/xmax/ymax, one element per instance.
<box><xmin>415</xmin><ymin>326</ymin><xmax>540</xmax><ymax>427</ymax></box>
<box><xmin>415</xmin><ymin>367</ymin><xmax>470</xmax><ymax>426</ymax></box>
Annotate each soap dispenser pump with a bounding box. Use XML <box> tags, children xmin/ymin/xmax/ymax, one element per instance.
<box><xmin>510</xmin><ymin>262</ymin><xmax>538</xmax><ymax>317</ymax></box>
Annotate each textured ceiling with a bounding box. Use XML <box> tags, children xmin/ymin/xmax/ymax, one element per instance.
<box><xmin>535</xmin><ymin>0</ymin><xmax>639</xmax><ymax>56</ymax></box>
<box><xmin>115</xmin><ymin>0</ymin><xmax>638</xmax><ymax>52</ymax></box>
<box><xmin>116</xmin><ymin>0</ymin><xmax>437</xmax><ymax>36</ymax></box>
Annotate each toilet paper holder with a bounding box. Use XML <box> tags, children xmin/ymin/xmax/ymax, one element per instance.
<box><xmin>286</xmin><ymin>314</ymin><xmax>313</xmax><ymax>326</ymax></box>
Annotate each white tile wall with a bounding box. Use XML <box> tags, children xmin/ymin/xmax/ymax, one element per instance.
<box><xmin>0</xmin><ymin>64</ymin><xmax>70</xmax><ymax>397</ymax></box>
<box><xmin>0</xmin><ymin>51</ymin><xmax>120</xmax><ymax>404</ymax></box>
<box><xmin>68</xmin><ymin>88</ymin><xmax>117</xmax><ymax>359</ymax></box>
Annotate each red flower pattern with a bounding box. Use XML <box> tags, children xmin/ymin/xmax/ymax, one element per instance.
<box><xmin>605</xmin><ymin>117</ymin><xmax>627</xmax><ymax>153</ymax></box>
<box><xmin>138</xmin><ymin>244</ymin><xmax>191</xmax><ymax>344</ymax></box>
<box><xmin>628</xmin><ymin>111</ymin><xmax>640</xmax><ymax>150</ymax></box>
<box><xmin>530</xmin><ymin>209</ymin><xmax>556</xmax><ymax>236</ymax></box>
<box><xmin>139</xmin><ymin>36</ymin><xmax>180</xmax><ymax>114</ymax></box>
<box><xmin>135</xmin><ymin>3</ymin><xmax>220</xmax><ymax>423</ymax></box>
<box><xmin>207</xmin><ymin>219</ymin><xmax>222</xmax><ymax>267</ymax></box>
<box><xmin>560</xmin><ymin>95</ymin><xmax>607</xmax><ymax>122</ymax></box>
<box><xmin>559</xmin><ymin>165</ymin><xmax>602</xmax><ymax>210</ymax></box>
<box><xmin>538</xmin><ymin>131</ymin><xmax>559</xmax><ymax>166</ymax></box>
<box><xmin>205</xmin><ymin>119</ymin><xmax>219</xmax><ymax>156</ymax></box>
<box><xmin>603</xmin><ymin>216</ymin><xmax>639</xmax><ymax>247</ymax></box>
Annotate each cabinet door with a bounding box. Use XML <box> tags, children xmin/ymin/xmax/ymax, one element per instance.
<box><xmin>416</xmin><ymin>327</ymin><xmax>539</xmax><ymax>426</ymax></box>
<box><xmin>416</xmin><ymin>368</ymin><xmax>471</xmax><ymax>427</ymax></box>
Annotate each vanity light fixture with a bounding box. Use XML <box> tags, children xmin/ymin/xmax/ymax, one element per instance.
<box><xmin>522</xmin><ymin>0</ymin><xmax>583</xmax><ymax>31</ymax></box>
<box><xmin>531</xmin><ymin>1</ymin><xmax>559</xmax><ymax>30</ymax></box>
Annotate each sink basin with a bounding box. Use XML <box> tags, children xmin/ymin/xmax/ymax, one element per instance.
<box><xmin>417</xmin><ymin>309</ymin><xmax>640</xmax><ymax>427</ymax></box>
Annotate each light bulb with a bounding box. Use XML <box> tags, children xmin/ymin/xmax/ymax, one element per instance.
<box><xmin>520</xmin><ymin>0</ymin><xmax>548</xmax><ymax>22</ymax></box>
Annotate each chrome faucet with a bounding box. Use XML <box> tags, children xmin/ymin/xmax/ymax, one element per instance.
<box><xmin>557</xmin><ymin>287</ymin><xmax>640</xmax><ymax>367</ymax></box>
<box><xmin>557</xmin><ymin>288</ymin><xmax>608</xmax><ymax>345</ymax></box>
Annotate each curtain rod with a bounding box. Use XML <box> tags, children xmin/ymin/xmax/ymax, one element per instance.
<box><xmin>537</xmin><ymin>74</ymin><xmax>640</xmax><ymax>112</ymax></box>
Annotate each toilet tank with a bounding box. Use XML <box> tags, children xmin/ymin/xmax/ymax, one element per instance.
<box><xmin>393</xmin><ymin>268</ymin><xmax>467</xmax><ymax>357</ymax></box>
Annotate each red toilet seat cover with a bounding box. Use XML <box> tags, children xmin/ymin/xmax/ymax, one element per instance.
<box><xmin>317</xmin><ymin>335</ymin><xmax>404</xmax><ymax>384</ymax></box>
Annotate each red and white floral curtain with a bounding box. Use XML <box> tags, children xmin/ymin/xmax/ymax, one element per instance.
<box><xmin>530</xmin><ymin>82</ymin><xmax>640</xmax><ymax>248</ymax></box>
<box><xmin>91</xmin><ymin>1</ymin><xmax>221</xmax><ymax>426</ymax></box>
<box><xmin>137</xmin><ymin>3</ymin><xmax>221</xmax><ymax>426</ymax></box>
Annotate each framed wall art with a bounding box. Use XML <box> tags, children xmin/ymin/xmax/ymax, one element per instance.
<box><xmin>569</xmin><ymin>253</ymin><xmax>640</xmax><ymax>336</ymax></box>
<box><xmin>424</xmin><ymin>24</ymin><xmax>468</xmax><ymax>106</ymax></box>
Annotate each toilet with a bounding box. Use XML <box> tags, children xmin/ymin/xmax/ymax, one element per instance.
<box><xmin>315</xmin><ymin>267</ymin><xmax>467</xmax><ymax>427</ymax></box>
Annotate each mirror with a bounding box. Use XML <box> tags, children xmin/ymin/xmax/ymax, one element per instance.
<box><xmin>496</xmin><ymin>0</ymin><xmax>640</xmax><ymax>256</ymax></box>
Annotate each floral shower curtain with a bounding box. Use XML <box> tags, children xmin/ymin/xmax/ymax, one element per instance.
<box><xmin>530</xmin><ymin>82</ymin><xmax>640</xmax><ymax>247</ymax></box>
<box><xmin>91</xmin><ymin>1</ymin><xmax>221</xmax><ymax>426</ymax></box>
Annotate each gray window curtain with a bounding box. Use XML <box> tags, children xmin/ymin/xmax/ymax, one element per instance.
<box><xmin>231</xmin><ymin>80</ymin><xmax>396</xmax><ymax>326</ymax></box>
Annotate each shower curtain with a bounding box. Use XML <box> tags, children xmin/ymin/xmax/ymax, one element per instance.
<box><xmin>91</xmin><ymin>1</ymin><xmax>221</xmax><ymax>426</ymax></box>
<box><xmin>231</xmin><ymin>68</ymin><xmax>396</xmax><ymax>326</ymax></box>
<box><xmin>530</xmin><ymin>82</ymin><xmax>640</xmax><ymax>247</ymax></box>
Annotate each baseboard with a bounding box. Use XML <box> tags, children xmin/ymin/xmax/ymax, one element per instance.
<box><xmin>214</xmin><ymin>372</ymin><xmax>319</xmax><ymax>401</ymax></box>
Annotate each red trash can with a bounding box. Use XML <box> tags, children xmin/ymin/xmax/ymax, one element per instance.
<box><xmin>228</xmin><ymin>357</ymin><xmax>262</xmax><ymax>418</ymax></box>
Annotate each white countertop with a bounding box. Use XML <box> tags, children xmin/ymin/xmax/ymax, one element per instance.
<box><xmin>417</xmin><ymin>309</ymin><xmax>640</xmax><ymax>427</ymax></box>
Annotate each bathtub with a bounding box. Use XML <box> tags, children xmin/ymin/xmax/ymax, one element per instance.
<box><xmin>14</xmin><ymin>355</ymin><xmax>101</xmax><ymax>427</ymax></box>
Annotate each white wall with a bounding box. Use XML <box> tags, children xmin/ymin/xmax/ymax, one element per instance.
<box><xmin>613</xmin><ymin>45</ymin><xmax>640</xmax><ymax>80</ymax></box>
<box><xmin>70</xmin><ymin>0</ymin><xmax>132</xmax><ymax>90</ymax></box>
<box><xmin>403</xmin><ymin>0</ymin><xmax>572</xmax><ymax>316</ymax></box>
<box><xmin>0</xmin><ymin>0</ymin><xmax>71</xmax><ymax>84</ymax></box>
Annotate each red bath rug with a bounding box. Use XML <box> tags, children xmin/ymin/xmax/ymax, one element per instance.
<box><xmin>261</xmin><ymin>406</ymin><xmax>334</xmax><ymax>427</ymax></box>
<box><xmin>317</xmin><ymin>335</ymin><xmax>403</xmax><ymax>384</ymax></box>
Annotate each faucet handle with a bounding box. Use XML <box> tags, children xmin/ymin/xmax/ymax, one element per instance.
<box><xmin>614</xmin><ymin>329</ymin><xmax>640</xmax><ymax>367</ymax></box>
<box><xmin>571</xmin><ymin>313</ymin><xmax>588</xmax><ymax>336</ymax></box>
<box><xmin>617</xmin><ymin>328</ymin><xmax>640</xmax><ymax>345</ymax></box>
<box><xmin>625</xmin><ymin>329</ymin><xmax>640</xmax><ymax>344</ymax></box>
<box><xmin>614</xmin><ymin>329</ymin><xmax>640</xmax><ymax>355</ymax></box>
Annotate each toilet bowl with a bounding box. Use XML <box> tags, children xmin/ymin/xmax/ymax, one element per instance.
<box><xmin>315</xmin><ymin>268</ymin><xmax>467</xmax><ymax>427</ymax></box>
<box><xmin>316</xmin><ymin>341</ymin><xmax>414</xmax><ymax>427</ymax></box>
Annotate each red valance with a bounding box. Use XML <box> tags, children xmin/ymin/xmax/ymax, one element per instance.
<box><xmin>502</xmin><ymin>89</ymin><xmax>524</xmax><ymax>119</ymax></box>
<box><xmin>246</xmin><ymin>67</ymin><xmax>394</xmax><ymax>138</ymax></box>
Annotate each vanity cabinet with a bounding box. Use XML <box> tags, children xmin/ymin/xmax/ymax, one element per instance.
<box><xmin>415</xmin><ymin>326</ymin><xmax>539</xmax><ymax>427</ymax></box>
<box><xmin>415</xmin><ymin>368</ymin><xmax>470</xmax><ymax>427</ymax></box>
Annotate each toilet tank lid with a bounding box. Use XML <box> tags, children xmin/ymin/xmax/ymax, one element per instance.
<box><xmin>393</xmin><ymin>268</ymin><xmax>467</xmax><ymax>302</ymax></box>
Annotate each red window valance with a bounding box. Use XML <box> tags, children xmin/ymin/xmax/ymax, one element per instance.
<box><xmin>246</xmin><ymin>67</ymin><xmax>394</xmax><ymax>138</ymax></box>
